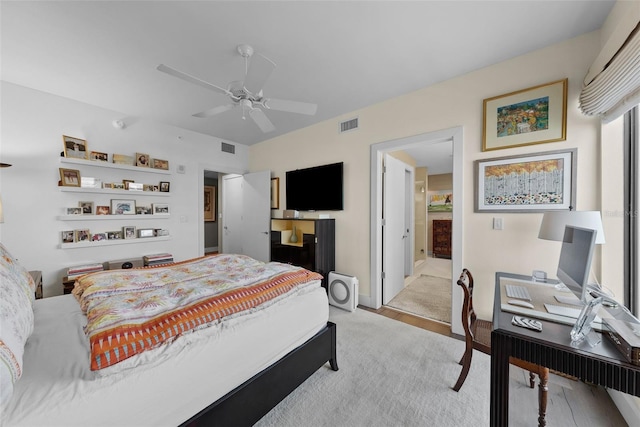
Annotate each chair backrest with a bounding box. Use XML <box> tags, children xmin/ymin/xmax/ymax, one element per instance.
<box><xmin>457</xmin><ymin>268</ymin><xmax>477</xmax><ymax>345</ymax></box>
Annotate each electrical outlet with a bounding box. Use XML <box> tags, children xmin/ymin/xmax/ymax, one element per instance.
<box><xmin>493</xmin><ymin>217</ymin><xmax>503</xmax><ymax>230</ymax></box>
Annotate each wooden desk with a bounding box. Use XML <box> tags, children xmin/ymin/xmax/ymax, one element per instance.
<box><xmin>491</xmin><ymin>272</ymin><xmax>640</xmax><ymax>426</ymax></box>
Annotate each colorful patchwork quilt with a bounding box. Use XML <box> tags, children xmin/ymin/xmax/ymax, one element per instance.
<box><xmin>72</xmin><ymin>254</ymin><xmax>323</xmax><ymax>371</ymax></box>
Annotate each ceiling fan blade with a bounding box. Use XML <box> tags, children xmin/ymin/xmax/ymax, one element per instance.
<box><xmin>157</xmin><ymin>64</ymin><xmax>232</xmax><ymax>96</ymax></box>
<box><xmin>193</xmin><ymin>104</ymin><xmax>236</xmax><ymax>118</ymax></box>
<box><xmin>264</xmin><ymin>98</ymin><xmax>317</xmax><ymax>115</ymax></box>
<box><xmin>243</xmin><ymin>53</ymin><xmax>276</xmax><ymax>95</ymax></box>
<box><xmin>249</xmin><ymin>108</ymin><xmax>276</xmax><ymax>133</ymax></box>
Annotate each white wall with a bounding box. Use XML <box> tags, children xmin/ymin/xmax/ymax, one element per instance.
<box><xmin>0</xmin><ymin>82</ymin><xmax>249</xmax><ymax>296</ymax></box>
<box><xmin>250</xmin><ymin>31</ymin><xmax>602</xmax><ymax>319</ymax></box>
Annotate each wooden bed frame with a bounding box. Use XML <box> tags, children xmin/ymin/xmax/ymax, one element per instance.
<box><xmin>180</xmin><ymin>321</ymin><xmax>338</xmax><ymax>426</ymax></box>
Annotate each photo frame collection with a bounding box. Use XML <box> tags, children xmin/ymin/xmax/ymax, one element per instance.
<box><xmin>59</xmin><ymin>168</ymin><xmax>171</xmax><ymax>194</ymax></box>
<box><xmin>62</xmin><ymin>135</ymin><xmax>170</xmax><ymax>170</ymax></box>
<box><xmin>61</xmin><ymin>226</ymin><xmax>169</xmax><ymax>244</ymax></box>
<box><xmin>64</xmin><ymin>200</ymin><xmax>170</xmax><ymax>217</ymax></box>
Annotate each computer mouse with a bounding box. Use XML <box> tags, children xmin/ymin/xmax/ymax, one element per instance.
<box><xmin>507</xmin><ymin>299</ymin><xmax>535</xmax><ymax>309</ymax></box>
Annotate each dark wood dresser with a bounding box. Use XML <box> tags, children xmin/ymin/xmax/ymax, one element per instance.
<box><xmin>432</xmin><ymin>219</ymin><xmax>452</xmax><ymax>259</ymax></box>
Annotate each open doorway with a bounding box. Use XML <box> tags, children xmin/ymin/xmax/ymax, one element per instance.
<box><xmin>369</xmin><ymin>126</ymin><xmax>464</xmax><ymax>336</ymax></box>
<box><xmin>203</xmin><ymin>170</ymin><xmax>220</xmax><ymax>255</ymax></box>
<box><xmin>386</xmin><ymin>155</ymin><xmax>453</xmax><ymax>324</ymax></box>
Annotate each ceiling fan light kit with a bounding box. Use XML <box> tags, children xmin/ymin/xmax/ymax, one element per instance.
<box><xmin>157</xmin><ymin>44</ymin><xmax>317</xmax><ymax>133</ymax></box>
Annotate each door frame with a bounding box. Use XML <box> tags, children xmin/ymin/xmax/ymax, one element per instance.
<box><xmin>369</xmin><ymin>126</ymin><xmax>464</xmax><ymax>335</ymax></box>
<box><xmin>198</xmin><ymin>163</ymin><xmax>246</xmax><ymax>257</ymax></box>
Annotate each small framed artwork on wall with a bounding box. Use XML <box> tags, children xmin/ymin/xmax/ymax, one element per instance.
<box><xmin>482</xmin><ymin>79</ymin><xmax>567</xmax><ymax>151</ymax></box>
<box><xmin>204</xmin><ymin>186</ymin><xmax>215</xmax><ymax>221</ymax></box>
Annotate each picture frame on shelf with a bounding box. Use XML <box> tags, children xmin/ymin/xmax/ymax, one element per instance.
<box><xmin>61</xmin><ymin>230</ymin><xmax>75</xmax><ymax>243</ymax></box>
<box><xmin>107</xmin><ymin>231</ymin><xmax>122</xmax><ymax>240</ymax></box>
<box><xmin>159</xmin><ymin>181</ymin><xmax>170</xmax><ymax>192</ymax></box>
<box><xmin>74</xmin><ymin>229</ymin><xmax>90</xmax><ymax>242</ymax></box>
<box><xmin>152</xmin><ymin>158</ymin><xmax>169</xmax><ymax>170</ymax></box>
<box><xmin>136</xmin><ymin>153</ymin><xmax>150</xmax><ymax>167</ymax></box>
<box><xmin>89</xmin><ymin>151</ymin><xmax>108</xmax><ymax>162</ymax></box>
<box><xmin>92</xmin><ymin>233</ymin><xmax>107</xmax><ymax>242</ymax></box>
<box><xmin>271</xmin><ymin>178</ymin><xmax>280</xmax><ymax>209</ymax></box>
<box><xmin>122</xmin><ymin>179</ymin><xmax>134</xmax><ymax>190</ymax></box>
<box><xmin>59</xmin><ymin>168</ymin><xmax>81</xmax><ymax>187</ymax></box>
<box><xmin>96</xmin><ymin>205</ymin><xmax>110</xmax><ymax>215</ymax></box>
<box><xmin>79</xmin><ymin>201</ymin><xmax>94</xmax><ymax>215</ymax></box>
<box><xmin>113</xmin><ymin>154</ymin><xmax>135</xmax><ymax>166</ymax></box>
<box><xmin>138</xmin><ymin>229</ymin><xmax>154</xmax><ymax>238</ymax></box>
<box><xmin>136</xmin><ymin>205</ymin><xmax>152</xmax><ymax>215</ymax></box>
<box><xmin>474</xmin><ymin>148</ymin><xmax>576</xmax><ymax>213</ymax></box>
<box><xmin>128</xmin><ymin>182</ymin><xmax>143</xmax><ymax>191</ymax></box>
<box><xmin>80</xmin><ymin>177</ymin><xmax>101</xmax><ymax>188</ymax></box>
<box><xmin>123</xmin><ymin>226</ymin><xmax>136</xmax><ymax>239</ymax></box>
<box><xmin>152</xmin><ymin>203</ymin><xmax>170</xmax><ymax>215</ymax></box>
<box><xmin>62</xmin><ymin>135</ymin><xmax>88</xmax><ymax>159</ymax></box>
<box><xmin>111</xmin><ymin>199</ymin><xmax>136</xmax><ymax>215</ymax></box>
<box><xmin>204</xmin><ymin>186</ymin><xmax>215</xmax><ymax>222</ymax></box>
<box><xmin>482</xmin><ymin>79</ymin><xmax>567</xmax><ymax>151</ymax></box>
<box><xmin>112</xmin><ymin>183</ymin><xmax>125</xmax><ymax>190</ymax></box>
<box><xmin>66</xmin><ymin>207</ymin><xmax>82</xmax><ymax>215</ymax></box>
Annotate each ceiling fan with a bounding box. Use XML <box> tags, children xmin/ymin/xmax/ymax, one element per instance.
<box><xmin>157</xmin><ymin>44</ymin><xmax>317</xmax><ymax>133</ymax></box>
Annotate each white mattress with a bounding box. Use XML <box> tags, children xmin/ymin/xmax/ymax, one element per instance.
<box><xmin>2</xmin><ymin>284</ymin><xmax>328</xmax><ymax>426</ymax></box>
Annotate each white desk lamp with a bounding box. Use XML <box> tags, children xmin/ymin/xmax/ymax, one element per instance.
<box><xmin>538</xmin><ymin>210</ymin><xmax>605</xmax><ymax>244</ymax></box>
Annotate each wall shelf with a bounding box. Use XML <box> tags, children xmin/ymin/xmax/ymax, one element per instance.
<box><xmin>59</xmin><ymin>187</ymin><xmax>170</xmax><ymax>196</ymax></box>
<box><xmin>58</xmin><ymin>235</ymin><xmax>171</xmax><ymax>249</ymax></box>
<box><xmin>59</xmin><ymin>157</ymin><xmax>171</xmax><ymax>175</ymax></box>
<box><xmin>57</xmin><ymin>215</ymin><xmax>170</xmax><ymax>221</ymax></box>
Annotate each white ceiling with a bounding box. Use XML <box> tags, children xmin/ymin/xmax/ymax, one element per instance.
<box><xmin>1</xmin><ymin>1</ymin><xmax>614</xmax><ymax>171</ymax></box>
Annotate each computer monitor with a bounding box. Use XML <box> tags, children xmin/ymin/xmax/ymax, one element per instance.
<box><xmin>556</xmin><ymin>225</ymin><xmax>597</xmax><ymax>303</ymax></box>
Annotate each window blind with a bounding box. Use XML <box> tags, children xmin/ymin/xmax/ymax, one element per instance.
<box><xmin>579</xmin><ymin>22</ymin><xmax>640</xmax><ymax>123</ymax></box>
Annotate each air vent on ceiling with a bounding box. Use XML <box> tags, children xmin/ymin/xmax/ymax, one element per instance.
<box><xmin>339</xmin><ymin>117</ymin><xmax>359</xmax><ymax>133</ymax></box>
<box><xmin>221</xmin><ymin>142</ymin><xmax>235</xmax><ymax>154</ymax></box>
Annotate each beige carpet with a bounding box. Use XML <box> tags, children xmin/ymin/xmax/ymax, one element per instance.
<box><xmin>387</xmin><ymin>274</ymin><xmax>452</xmax><ymax>323</ymax></box>
<box><xmin>255</xmin><ymin>307</ymin><xmax>626</xmax><ymax>427</ymax></box>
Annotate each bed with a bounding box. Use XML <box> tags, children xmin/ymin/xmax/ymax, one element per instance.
<box><xmin>0</xmin><ymin>244</ymin><xmax>338</xmax><ymax>426</ymax></box>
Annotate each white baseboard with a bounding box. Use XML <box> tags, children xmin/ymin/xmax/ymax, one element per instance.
<box><xmin>608</xmin><ymin>388</ymin><xmax>640</xmax><ymax>426</ymax></box>
<box><xmin>357</xmin><ymin>294</ymin><xmax>374</xmax><ymax>309</ymax></box>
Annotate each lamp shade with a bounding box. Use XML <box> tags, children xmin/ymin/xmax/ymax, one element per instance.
<box><xmin>538</xmin><ymin>211</ymin><xmax>605</xmax><ymax>244</ymax></box>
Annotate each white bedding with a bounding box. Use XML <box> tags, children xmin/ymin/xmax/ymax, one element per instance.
<box><xmin>1</xmin><ymin>283</ymin><xmax>328</xmax><ymax>426</ymax></box>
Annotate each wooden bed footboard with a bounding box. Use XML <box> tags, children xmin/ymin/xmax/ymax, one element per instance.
<box><xmin>180</xmin><ymin>321</ymin><xmax>338</xmax><ymax>426</ymax></box>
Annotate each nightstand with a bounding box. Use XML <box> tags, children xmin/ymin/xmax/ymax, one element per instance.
<box><xmin>29</xmin><ymin>270</ymin><xmax>43</xmax><ymax>299</ymax></box>
<box><xmin>62</xmin><ymin>277</ymin><xmax>75</xmax><ymax>295</ymax></box>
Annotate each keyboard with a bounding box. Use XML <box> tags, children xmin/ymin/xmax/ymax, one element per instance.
<box><xmin>544</xmin><ymin>304</ymin><xmax>581</xmax><ymax>318</ymax></box>
<box><xmin>544</xmin><ymin>303</ymin><xmax>603</xmax><ymax>324</ymax></box>
<box><xmin>505</xmin><ymin>284</ymin><xmax>531</xmax><ymax>301</ymax></box>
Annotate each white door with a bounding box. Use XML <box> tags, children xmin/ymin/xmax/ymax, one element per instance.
<box><xmin>242</xmin><ymin>170</ymin><xmax>271</xmax><ymax>262</ymax></box>
<box><xmin>221</xmin><ymin>171</ymin><xmax>271</xmax><ymax>261</ymax></box>
<box><xmin>222</xmin><ymin>175</ymin><xmax>243</xmax><ymax>255</ymax></box>
<box><xmin>383</xmin><ymin>154</ymin><xmax>407</xmax><ymax>304</ymax></box>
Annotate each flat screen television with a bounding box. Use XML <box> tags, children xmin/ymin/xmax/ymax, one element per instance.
<box><xmin>556</xmin><ymin>225</ymin><xmax>597</xmax><ymax>303</ymax></box>
<box><xmin>286</xmin><ymin>162</ymin><xmax>343</xmax><ymax>211</ymax></box>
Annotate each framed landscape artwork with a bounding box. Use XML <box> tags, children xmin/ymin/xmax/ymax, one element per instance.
<box><xmin>482</xmin><ymin>79</ymin><xmax>567</xmax><ymax>151</ymax></box>
<box><xmin>428</xmin><ymin>190</ymin><xmax>453</xmax><ymax>212</ymax></box>
<box><xmin>474</xmin><ymin>148</ymin><xmax>576</xmax><ymax>213</ymax></box>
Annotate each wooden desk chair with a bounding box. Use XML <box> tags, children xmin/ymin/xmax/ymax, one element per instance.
<box><xmin>452</xmin><ymin>268</ymin><xmax>549</xmax><ymax>427</ymax></box>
